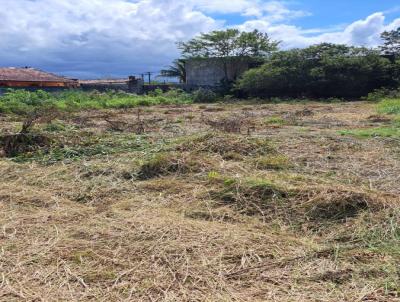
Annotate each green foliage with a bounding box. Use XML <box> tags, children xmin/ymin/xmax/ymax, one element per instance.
<box><xmin>366</xmin><ymin>88</ymin><xmax>400</xmax><ymax>102</ymax></box>
<box><xmin>0</xmin><ymin>89</ymin><xmax>54</xmax><ymax>114</ymax></box>
<box><xmin>339</xmin><ymin>126</ymin><xmax>400</xmax><ymax>138</ymax></box>
<box><xmin>160</xmin><ymin>59</ymin><xmax>186</xmax><ymax>83</ymax></box>
<box><xmin>377</xmin><ymin>98</ymin><xmax>400</xmax><ymax>115</ymax></box>
<box><xmin>264</xmin><ymin>116</ymin><xmax>286</xmax><ymax>125</ymax></box>
<box><xmin>179</xmin><ymin>29</ymin><xmax>279</xmax><ymax>58</ymax></box>
<box><xmin>380</xmin><ymin>27</ymin><xmax>400</xmax><ymax>57</ymax></box>
<box><xmin>192</xmin><ymin>88</ymin><xmax>218</xmax><ymax>103</ymax></box>
<box><xmin>238</xmin><ymin>43</ymin><xmax>397</xmax><ymax>98</ymax></box>
<box><xmin>0</xmin><ymin>89</ymin><xmax>193</xmax><ymax>115</ymax></box>
<box><xmin>178</xmin><ymin>29</ymin><xmax>279</xmax><ymax>85</ymax></box>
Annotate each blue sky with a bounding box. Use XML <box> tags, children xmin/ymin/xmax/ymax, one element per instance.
<box><xmin>216</xmin><ymin>1</ymin><xmax>400</xmax><ymax>31</ymax></box>
<box><xmin>290</xmin><ymin>1</ymin><xmax>400</xmax><ymax>28</ymax></box>
<box><xmin>1</xmin><ymin>0</ymin><xmax>399</xmax><ymax>79</ymax></box>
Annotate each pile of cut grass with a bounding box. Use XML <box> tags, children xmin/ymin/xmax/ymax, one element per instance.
<box><xmin>208</xmin><ymin>176</ymin><xmax>288</xmax><ymax>216</ymax></box>
<box><xmin>137</xmin><ymin>152</ymin><xmax>215</xmax><ymax>180</ymax></box>
<box><xmin>299</xmin><ymin>186</ymin><xmax>389</xmax><ymax>221</ymax></box>
<box><xmin>176</xmin><ymin>132</ymin><xmax>276</xmax><ymax>158</ymax></box>
<box><xmin>253</xmin><ymin>154</ymin><xmax>292</xmax><ymax>170</ymax></box>
<box><xmin>206</xmin><ymin>172</ymin><xmax>392</xmax><ymax>226</ymax></box>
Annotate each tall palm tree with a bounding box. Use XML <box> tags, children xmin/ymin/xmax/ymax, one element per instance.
<box><xmin>160</xmin><ymin>59</ymin><xmax>186</xmax><ymax>83</ymax></box>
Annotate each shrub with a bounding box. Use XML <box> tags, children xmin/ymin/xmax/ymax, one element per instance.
<box><xmin>192</xmin><ymin>88</ymin><xmax>218</xmax><ymax>103</ymax></box>
<box><xmin>366</xmin><ymin>88</ymin><xmax>400</xmax><ymax>102</ymax></box>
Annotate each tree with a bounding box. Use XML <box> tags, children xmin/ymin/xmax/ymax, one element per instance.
<box><xmin>179</xmin><ymin>29</ymin><xmax>279</xmax><ymax>58</ymax></box>
<box><xmin>178</xmin><ymin>29</ymin><xmax>279</xmax><ymax>84</ymax></box>
<box><xmin>160</xmin><ymin>59</ymin><xmax>186</xmax><ymax>83</ymax></box>
<box><xmin>380</xmin><ymin>27</ymin><xmax>400</xmax><ymax>58</ymax></box>
<box><xmin>237</xmin><ymin>43</ymin><xmax>396</xmax><ymax>98</ymax></box>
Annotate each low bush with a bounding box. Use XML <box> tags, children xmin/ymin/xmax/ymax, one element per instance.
<box><xmin>192</xmin><ymin>88</ymin><xmax>218</xmax><ymax>103</ymax></box>
<box><xmin>366</xmin><ymin>88</ymin><xmax>400</xmax><ymax>102</ymax></box>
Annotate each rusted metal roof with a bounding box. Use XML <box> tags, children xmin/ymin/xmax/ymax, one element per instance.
<box><xmin>0</xmin><ymin>67</ymin><xmax>74</xmax><ymax>83</ymax></box>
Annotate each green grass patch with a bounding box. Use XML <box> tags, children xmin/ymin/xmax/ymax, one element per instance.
<box><xmin>339</xmin><ymin>126</ymin><xmax>400</xmax><ymax>138</ymax></box>
<box><xmin>253</xmin><ymin>154</ymin><xmax>291</xmax><ymax>170</ymax></box>
<box><xmin>264</xmin><ymin>116</ymin><xmax>286</xmax><ymax>125</ymax></box>
<box><xmin>0</xmin><ymin>89</ymin><xmax>193</xmax><ymax>115</ymax></box>
<box><xmin>376</xmin><ymin>98</ymin><xmax>400</xmax><ymax>115</ymax></box>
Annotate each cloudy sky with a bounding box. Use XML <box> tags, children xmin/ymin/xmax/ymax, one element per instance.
<box><xmin>1</xmin><ymin>0</ymin><xmax>400</xmax><ymax>79</ymax></box>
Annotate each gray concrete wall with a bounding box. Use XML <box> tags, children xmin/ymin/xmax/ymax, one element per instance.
<box><xmin>185</xmin><ymin>58</ymin><xmax>252</xmax><ymax>87</ymax></box>
<box><xmin>80</xmin><ymin>77</ymin><xmax>144</xmax><ymax>94</ymax></box>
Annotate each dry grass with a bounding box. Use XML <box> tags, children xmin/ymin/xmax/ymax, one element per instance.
<box><xmin>0</xmin><ymin>101</ymin><xmax>399</xmax><ymax>301</ymax></box>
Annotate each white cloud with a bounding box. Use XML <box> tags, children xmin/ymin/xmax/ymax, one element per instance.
<box><xmin>192</xmin><ymin>0</ymin><xmax>309</xmax><ymax>19</ymax></box>
<box><xmin>0</xmin><ymin>0</ymin><xmax>219</xmax><ymax>78</ymax></box>
<box><xmin>0</xmin><ymin>0</ymin><xmax>399</xmax><ymax>78</ymax></box>
<box><xmin>239</xmin><ymin>12</ymin><xmax>400</xmax><ymax>49</ymax></box>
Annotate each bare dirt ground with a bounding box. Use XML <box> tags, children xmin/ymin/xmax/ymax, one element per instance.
<box><xmin>0</xmin><ymin>101</ymin><xmax>399</xmax><ymax>301</ymax></box>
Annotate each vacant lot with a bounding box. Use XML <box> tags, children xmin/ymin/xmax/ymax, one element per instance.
<box><xmin>0</xmin><ymin>101</ymin><xmax>399</xmax><ymax>301</ymax></box>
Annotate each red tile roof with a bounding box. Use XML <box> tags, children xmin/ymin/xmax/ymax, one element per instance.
<box><xmin>0</xmin><ymin>67</ymin><xmax>74</xmax><ymax>83</ymax></box>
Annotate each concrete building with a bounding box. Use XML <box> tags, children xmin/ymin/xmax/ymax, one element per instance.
<box><xmin>185</xmin><ymin>57</ymin><xmax>262</xmax><ymax>87</ymax></box>
<box><xmin>0</xmin><ymin>67</ymin><xmax>79</xmax><ymax>88</ymax></box>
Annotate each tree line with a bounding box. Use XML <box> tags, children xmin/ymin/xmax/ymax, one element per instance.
<box><xmin>162</xmin><ymin>27</ymin><xmax>400</xmax><ymax>98</ymax></box>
